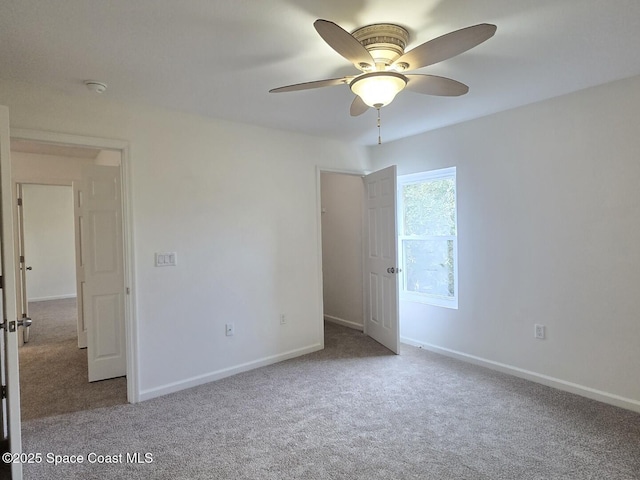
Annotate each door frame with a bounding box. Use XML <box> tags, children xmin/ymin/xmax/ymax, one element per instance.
<box><xmin>14</xmin><ymin>181</ymin><xmax>76</xmax><ymax>347</ymax></box>
<box><xmin>316</xmin><ymin>166</ymin><xmax>371</xmax><ymax>342</ymax></box>
<box><xmin>1</xmin><ymin>105</ymin><xmax>22</xmax><ymax>479</ymax></box>
<box><xmin>10</xmin><ymin>128</ymin><xmax>139</xmax><ymax>403</ymax></box>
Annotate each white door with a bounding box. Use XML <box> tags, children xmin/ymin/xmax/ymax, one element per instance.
<box><xmin>0</xmin><ymin>105</ymin><xmax>23</xmax><ymax>479</ymax></box>
<box><xmin>73</xmin><ymin>182</ymin><xmax>87</xmax><ymax>348</ymax></box>
<box><xmin>76</xmin><ymin>165</ymin><xmax>126</xmax><ymax>382</ymax></box>
<box><xmin>363</xmin><ymin>165</ymin><xmax>400</xmax><ymax>354</ymax></box>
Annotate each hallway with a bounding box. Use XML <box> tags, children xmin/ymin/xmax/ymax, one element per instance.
<box><xmin>19</xmin><ymin>298</ymin><xmax>127</xmax><ymax>420</ymax></box>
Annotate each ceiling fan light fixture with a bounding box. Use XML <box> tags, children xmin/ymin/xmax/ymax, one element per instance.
<box><xmin>350</xmin><ymin>72</ymin><xmax>407</xmax><ymax>108</ymax></box>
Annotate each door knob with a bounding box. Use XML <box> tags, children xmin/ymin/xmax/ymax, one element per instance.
<box><xmin>18</xmin><ymin>317</ymin><xmax>32</xmax><ymax>328</ymax></box>
<box><xmin>26</xmin><ymin>266</ymin><xmax>32</xmax><ymax>271</ymax></box>
<box><xmin>387</xmin><ymin>267</ymin><xmax>395</xmax><ymax>274</ymax></box>
<box><xmin>8</xmin><ymin>317</ymin><xmax>32</xmax><ymax>332</ymax></box>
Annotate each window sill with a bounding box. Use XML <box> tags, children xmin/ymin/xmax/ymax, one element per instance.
<box><xmin>400</xmin><ymin>294</ymin><xmax>458</xmax><ymax>309</ymax></box>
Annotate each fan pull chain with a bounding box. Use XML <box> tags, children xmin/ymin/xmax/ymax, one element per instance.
<box><xmin>377</xmin><ymin>107</ymin><xmax>382</xmax><ymax>145</ymax></box>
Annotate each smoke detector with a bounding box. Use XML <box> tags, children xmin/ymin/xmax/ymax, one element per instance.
<box><xmin>84</xmin><ymin>80</ymin><xmax>107</xmax><ymax>94</ymax></box>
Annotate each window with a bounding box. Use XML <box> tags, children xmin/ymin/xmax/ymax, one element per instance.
<box><xmin>398</xmin><ymin>167</ymin><xmax>458</xmax><ymax>308</ymax></box>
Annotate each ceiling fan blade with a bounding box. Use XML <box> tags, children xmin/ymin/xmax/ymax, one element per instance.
<box><xmin>314</xmin><ymin>19</ymin><xmax>375</xmax><ymax>69</ymax></box>
<box><xmin>269</xmin><ymin>77</ymin><xmax>351</xmax><ymax>93</ymax></box>
<box><xmin>405</xmin><ymin>75</ymin><xmax>469</xmax><ymax>96</ymax></box>
<box><xmin>350</xmin><ymin>96</ymin><xmax>369</xmax><ymax>116</ymax></box>
<box><xmin>394</xmin><ymin>23</ymin><xmax>496</xmax><ymax>71</ymax></box>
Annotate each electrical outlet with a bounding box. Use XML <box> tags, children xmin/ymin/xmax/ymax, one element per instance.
<box><xmin>225</xmin><ymin>323</ymin><xmax>234</xmax><ymax>336</ymax></box>
<box><xmin>534</xmin><ymin>324</ymin><xmax>545</xmax><ymax>339</ymax></box>
<box><xmin>280</xmin><ymin>314</ymin><xmax>286</xmax><ymax>325</ymax></box>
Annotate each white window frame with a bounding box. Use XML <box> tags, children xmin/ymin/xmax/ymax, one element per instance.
<box><xmin>397</xmin><ymin>167</ymin><xmax>458</xmax><ymax>309</ymax></box>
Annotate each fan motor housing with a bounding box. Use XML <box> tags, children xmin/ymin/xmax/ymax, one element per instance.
<box><xmin>351</xmin><ymin>23</ymin><xmax>409</xmax><ymax>67</ymax></box>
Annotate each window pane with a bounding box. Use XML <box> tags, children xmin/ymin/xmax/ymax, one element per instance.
<box><xmin>403</xmin><ymin>239</ymin><xmax>455</xmax><ymax>298</ymax></box>
<box><xmin>402</xmin><ymin>178</ymin><xmax>456</xmax><ymax>236</ymax></box>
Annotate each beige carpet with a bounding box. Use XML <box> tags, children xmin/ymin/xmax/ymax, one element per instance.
<box><xmin>21</xmin><ymin>321</ymin><xmax>640</xmax><ymax>479</ymax></box>
<box><xmin>19</xmin><ymin>298</ymin><xmax>127</xmax><ymax>421</ymax></box>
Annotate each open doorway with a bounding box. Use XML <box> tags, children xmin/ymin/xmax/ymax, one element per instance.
<box><xmin>319</xmin><ymin>171</ymin><xmax>366</xmax><ymax>332</ymax></box>
<box><xmin>18</xmin><ymin>184</ymin><xmax>76</xmax><ymax>329</ymax></box>
<box><xmin>10</xmin><ymin>140</ymin><xmax>128</xmax><ymax>420</ymax></box>
<box><xmin>319</xmin><ymin>167</ymin><xmax>401</xmax><ymax>353</ymax></box>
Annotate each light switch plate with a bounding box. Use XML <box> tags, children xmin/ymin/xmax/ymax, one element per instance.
<box><xmin>155</xmin><ymin>252</ymin><xmax>177</xmax><ymax>267</ymax></box>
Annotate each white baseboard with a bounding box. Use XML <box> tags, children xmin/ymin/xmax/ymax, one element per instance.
<box><xmin>401</xmin><ymin>335</ymin><xmax>640</xmax><ymax>414</ymax></box>
<box><xmin>139</xmin><ymin>343</ymin><xmax>323</xmax><ymax>402</ymax></box>
<box><xmin>324</xmin><ymin>314</ymin><xmax>363</xmax><ymax>331</ymax></box>
<box><xmin>28</xmin><ymin>294</ymin><xmax>77</xmax><ymax>302</ymax></box>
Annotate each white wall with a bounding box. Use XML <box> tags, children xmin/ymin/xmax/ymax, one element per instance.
<box><xmin>0</xmin><ymin>79</ymin><xmax>369</xmax><ymax>400</ymax></box>
<box><xmin>321</xmin><ymin>172</ymin><xmax>364</xmax><ymax>330</ymax></box>
<box><xmin>369</xmin><ymin>74</ymin><xmax>640</xmax><ymax>410</ymax></box>
<box><xmin>11</xmin><ymin>151</ymin><xmax>94</xmax><ymax>183</ymax></box>
<box><xmin>21</xmin><ymin>184</ymin><xmax>76</xmax><ymax>301</ymax></box>
<box><xmin>94</xmin><ymin>149</ymin><xmax>121</xmax><ymax>166</ymax></box>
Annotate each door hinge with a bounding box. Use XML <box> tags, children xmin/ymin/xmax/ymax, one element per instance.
<box><xmin>1</xmin><ymin>386</ymin><xmax>6</xmax><ymax>399</ymax></box>
<box><xmin>0</xmin><ymin>275</ymin><xmax>3</xmax><ymax>289</ymax></box>
<box><xmin>19</xmin><ymin>255</ymin><xmax>24</xmax><ymax>263</ymax></box>
<box><xmin>17</xmin><ymin>197</ymin><xmax>22</xmax><ymax>207</ymax></box>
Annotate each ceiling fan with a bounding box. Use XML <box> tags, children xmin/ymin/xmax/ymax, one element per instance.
<box><xmin>270</xmin><ymin>19</ymin><xmax>496</xmax><ymax>142</ymax></box>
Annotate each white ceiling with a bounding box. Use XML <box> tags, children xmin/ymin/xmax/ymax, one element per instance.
<box><xmin>2</xmin><ymin>0</ymin><xmax>639</xmax><ymax>146</ymax></box>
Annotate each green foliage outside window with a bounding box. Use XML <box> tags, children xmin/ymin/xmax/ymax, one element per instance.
<box><xmin>400</xmin><ymin>174</ymin><xmax>456</xmax><ymax>301</ymax></box>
